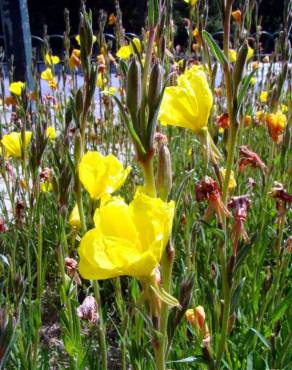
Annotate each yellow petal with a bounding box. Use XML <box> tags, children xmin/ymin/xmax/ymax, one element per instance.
<box><xmin>9</xmin><ymin>81</ymin><xmax>25</xmax><ymax>96</ymax></box>
<box><xmin>69</xmin><ymin>204</ymin><xmax>81</xmax><ymax>229</ymax></box>
<box><xmin>78</xmin><ymin>189</ymin><xmax>175</xmax><ymax>280</ymax></box>
<box><xmin>46</xmin><ymin>127</ymin><xmax>57</xmax><ymax>140</ymax></box>
<box><xmin>159</xmin><ymin>65</ymin><xmax>212</xmax><ymax>132</ymax></box>
<box><xmin>1</xmin><ymin>131</ymin><xmax>32</xmax><ymax>158</ymax></box>
<box><xmin>41</xmin><ymin>68</ymin><xmax>54</xmax><ymax>81</ymax></box>
<box><xmin>116</xmin><ymin>45</ymin><xmax>132</xmax><ymax>59</ymax></box>
<box><xmin>45</xmin><ymin>54</ymin><xmax>60</xmax><ymax>65</ymax></box>
<box><xmin>79</xmin><ymin>151</ymin><xmax>131</xmax><ymax>199</ymax></box>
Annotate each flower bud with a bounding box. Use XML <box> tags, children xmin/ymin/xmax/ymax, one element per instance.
<box><xmin>126</xmin><ymin>58</ymin><xmax>142</xmax><ymax>124</ymax></box>
<box><xmin>148</xmin><ymin>63</ymin><xmax>163</xmax><ymax>111</ymax></box>
<box><xmin>77</xmin><ymin>296</ymin><xmax>99</xmax><ymax>323</ymax></box>
<box><xmin>156</xmin><ymin>143</ymin><xmax>172</xmax><ymax>200</ymax></box>
<box><xmin>233</xmin><ymin>41</ymin><xmax>248</xmax><ymax>94</ymax></box>
<box><xmin>74</xmin><ymin>130</ymin><xmax>82</xmax><ymax>163</ymax></box>
<box><xmin>186</xmin><ymin>306</ymin><xmax>210</xmax><ymax>342</ymax></box>
<box><xmin>75</xmin><ymin>88</ymin><xmax>83</xmax><ymax>121</ymax></box>
<box><xmin>79</xmin><ymin>11</ymin><xmax>94</xmax><ymax>58</ymax></box>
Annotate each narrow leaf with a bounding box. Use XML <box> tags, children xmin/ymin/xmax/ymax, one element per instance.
<box><xmin>202</xmin><ymin>30</ymin><xmax>228</xmax><ymax>66</ymax></box>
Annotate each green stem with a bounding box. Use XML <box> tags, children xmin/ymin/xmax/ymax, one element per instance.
<box><xmin>76</xmin><ymin>180</ymin><xmax>86</xmax><ymax>233</ymax></box>
<box><xmin>215</xmin><ymin>246</ymin><xmax>231</xmax><ymax>370</ymax></box>
<box><xmin>215</xmin><ymin>2</ymin><xmax>236</xmax><ymax>368</ymax></box>
<box><xmin>157</xmin><ymin>240</ymin><xmax>175</xmax><ymax>367</ymax></box>
<box><xmin>93</xmin><ymin>280</ymin><xmax>107</xmax><ymax>370</ymax></box>
<box><xmin>140</xmin><ymin>158</ymin><xmax>157</xmax><ymax>197</ymax></box>
<box><xmin>113</xmin><ymin>277</ymin><xmax>127</xmax><ymax>370</ymax></box>
<box><xmin>36</xmin><ymin>214</ymin><xmax>43</xmax><ymax>301</ymax></box>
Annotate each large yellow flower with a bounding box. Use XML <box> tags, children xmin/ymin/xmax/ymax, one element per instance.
<box><xmin>1</xmin><ymin>131</ymin><xmax>32</xmax><ymax>158</ymax></box>
<box><xmin>9</xmin><ymin>81</ymin><xmax>25</xmax><ymax>96</ymax></box>
<box><xmin>41</xmin><ymin>68</ymin><xmax>54</xmax><ymax>81</ymax></box>
<box><xmin>79</xmin><ymin>151</ymin><xmax>131</xmax><ymax>199</ymax></box>
<box><xmin>158</xmin><ymin>65</ymin><xmax>213</xmax><ymax>132</ymax></box>
<box><xmin>78</xmin><ymin>190</ymin><xmax>175</xmax><ymax>280</ymax></box>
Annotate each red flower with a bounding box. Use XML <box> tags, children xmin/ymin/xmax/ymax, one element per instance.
<box><xmin>239</xmin><ymin>146</ymin><xmax>266</xmax><ymax>172</ymax></box>
<box><xmin>228</xmin><ymin>195</ymin><xmax>251</xmax><ymax>256</ymax></box>
<box><xmin>196</xmin><ymin>177</ymin><xmax>231</xmax><ymax>225</ymax></box>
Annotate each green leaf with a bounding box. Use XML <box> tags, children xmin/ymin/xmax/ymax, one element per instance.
<box><xmin>148</xmin><ymin>0</ymin><xmax>159</xmax><ymax>27</ymax></box>
<box><xmin>230</xmin><ymin>277</ymin><xmax>246</xmax><ymax>313</ymax></box>
<box><xmin>199</xmin><ymin>220</ymin><xmax>226</xmax><ymax>241</ymax></box>
<box><xmin>234</xmin><ymin>234</ymin><xmax>256</xmax><ymax>273</ymax></box>
<box><xmin>270</xmin><ymin>289</ymin><xmax>292</xmax><ymax>324</ymax></box>
<box><xmin>112</xmin><ymin>95</ymin><xmax>146</xmax><ymax>157</ymax></box>
<box><xmin>236</xmin><ymin>69</ymin><xmax>257</xmax><ymax>114</ymax></box>
<box><xmin>118</xmin><ymin>59</ymin><xmax>128</xmax><ymax>77</ymax></box>
<box><xmin>202</xmin><ymin>30</ymin><xmax>228</xmax><ymax>66</ymax></box>
<box><xmin>250</xmin><ymin>328</ymin><xmax>271</xmax><ymax>349</ymax></box>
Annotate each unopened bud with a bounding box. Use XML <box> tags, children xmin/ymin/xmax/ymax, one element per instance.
<box><xmin>233</xmin><ymin>41</ymin><xmax>248</xmax><ymax>94</ymax></box>
<box><xmin>75</xmin><ymin>88</ymin><xmax>84</xmax><ymax>119</ymax></box>
<box><xmin>148</xmin><ymin>63</ymin><xmax>163</xmax><ymax>111</ymax></box>
<box><xmin>79</xmin><ymin>12</ymin><xmax>93</xmax><ymax>57</ymax></box>
<box><xmin>77</xmin><ymin>296</ymin><xmax>99</xmax><ymax>323</ymax></box>
<box><xmin>156</xmin><ymin>143</ymin><xmax>172</xmax><ymax>200</ymax></box>
<box><xmin>126</xmin><ymin>58</ymin><xmax>141</xmax><ymax>119</ymax></box>
<box><xmin>186</xmin><ymin>306</ymin><xmax>210</xmax><ymax>342</ymax></box>
<box><xmin>74</xmin><ymin>130</ymin><xmax>82</xmax><ymax>163</ymax></box>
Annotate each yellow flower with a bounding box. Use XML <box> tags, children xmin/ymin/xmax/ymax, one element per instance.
<box><xmin>265</xmin><ymin>112</ymin><xmax>287</xmax><ymax>143</ymax></box>
<box><xmin>79</xmin><ymin>151</ymin><xmax>131</xmax><ymax>199</ymax></box>
<box><xmin>116</xmin><ymin>38</ymin><xmax>141</xmax><ymax>59</ymax></box>
<box><xmin>78</xmin><ymin>189</ymin><xmax>175</xmax><ymax>280</ymax></box>
<box><xmin>229</xmin><ymin>49</ymin><xmax>237</xmax><ymax>63</ymax></box>
<box><xmin>116</xmin><ymin>45</ymin><xmax>133</xmax><ymax>59</ymax></box>
<box><xmin>184</xmin><ymin>0</ymin><xmax>197</xmax><ymax>6</ymax></box>
<box><xmin>1</xmin><ymin>131</ymin><xmax>32</xmax><ymax>158</ymax></box>
<box><xmin>40</xmin><ymin>181</ymin><xmax>53</xmax><ymax>193</ymax></box>
<box><xmin>255</xmin><ymin>110</ymin><xmax>265</xmax><ymax>123</ymax></box>
<box><xmin>281</xmin><ymin>104</ymin><xmax>288</xmax><ymax>113</ymax></box>
<box><xmin>41</xmin><ymin>68</ymin><xmax>54</xmax><ymax>81</ymax></box>
<box><xmin>260</xmin><ymin>91</ymin><xmax>268</xmax><ymax>103</ymax></box>
<box><xmin>159</xmin><ymin>65</ymin><xmax>213</xmax><ymax>132</ymax></box>
<box><xmin>132</xmin><ymin>38</ymin><xmax>142</xmax><ymax>53</ymax></box>
<box><xmin>102</xmin><ymin>86</ymin><xmax>116</xmax><ymax>96</ymax></box>
<box><xmin>69</xmin><ymin>204</ymin><xmax>81</xmax><ymax>229</ymax></box>
<box><xmin>45</xmin><ymin>54</ymin><xmax>60</xmax><ymax>65</ymax></box>
<box><xmin>75</xmin><ymin>34</ymin><xmax>97</xmax><ymax>45</ymax></box>
<box><xmin>232</xmin><ymin>10</ymin><xmax>241</xmax><ymax>24</ymax></box>
<box><xmin>108</xmin><ymin>13</ymin><xmax>117</xmax><ymax>26</ymax></box>
<box><xmin>46</xmin><ymin>127</ymin><xmax>57</xmax><ymax>140</ymax></box>
<box><xmin>69</xmin><ymin>49</ymin><xmax>81</xmax><ymax>69</ymax></box>
<box><xmin>97</xmin><ymin>73</ymin><xmax>107</xmax><ymax>89</ymax></box>
<box><xmin>9</xmin><ymin>81</ymin><xmax>25</xmax><ymax>96</ymax></box>
<box><xmin>250</xmin><ymin>77</ymin><xmax>256</xmax><ymax>86</ymax></box>
<box><xmin>220</xmin><ymin>168</ymin><xmax>237</xmax><ymax>190</ymax></box>
<box><xmin>247</xmin><ymin>46</ymin><xmax>254</xmax><ymax>61</ymax></box>
<box><xmin>48</xmin><ymin>79</ymin><xmax>57</xmax><ymax>89</ymax></box>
